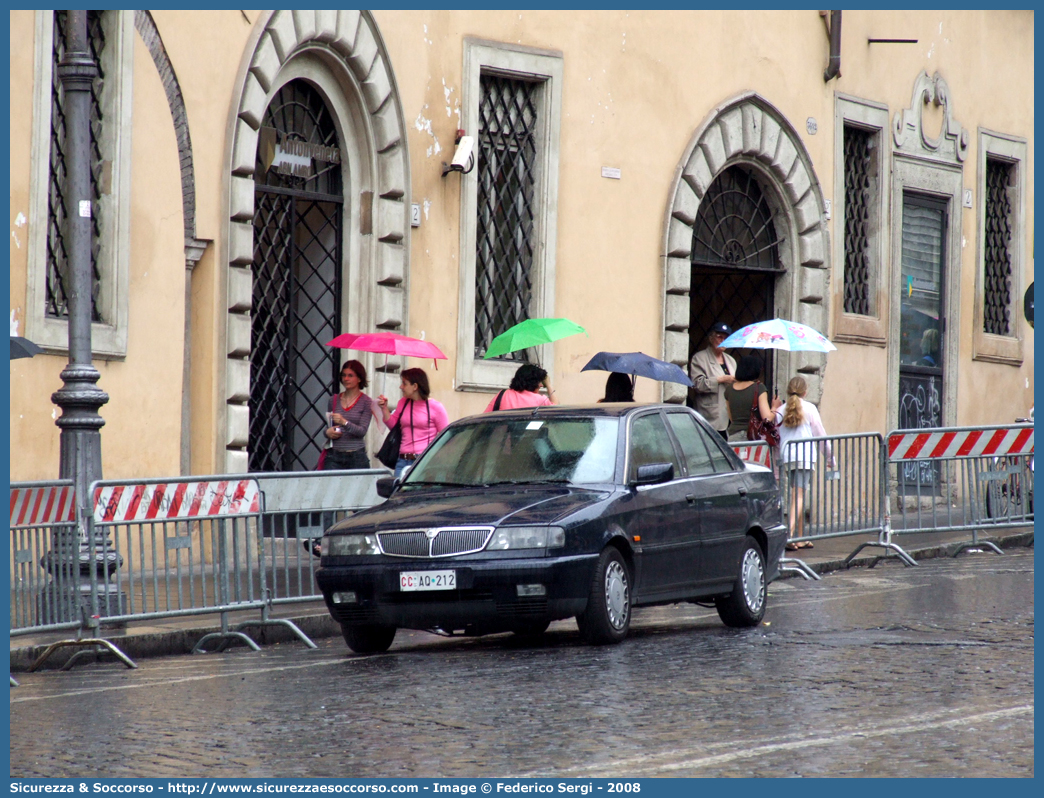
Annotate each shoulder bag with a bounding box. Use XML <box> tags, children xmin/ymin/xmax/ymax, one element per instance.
<box><xmin>747</xmin><ymin>383</ymin><xmax>780</xmax><ymax>447</ymax></box>
<box><xmin>377</xmin><ymin>400</ymin><xmax>416</xmax><ymax>469</ymax></box>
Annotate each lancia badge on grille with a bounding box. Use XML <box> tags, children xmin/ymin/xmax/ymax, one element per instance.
<box><xmin>425</xmin><ymin>528</ymin><xmax>439</xmax><ymax>540</ymax></box>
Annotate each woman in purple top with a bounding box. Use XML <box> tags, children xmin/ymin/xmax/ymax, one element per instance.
<box><xmin>323</xmin><ymin>360</ymin><xmax>382</xmax><ymax>470</ymax></box>
<box><xmin>378</xmin><ymin>368</ymin><xmax>449</xmax><ymax>478</ymax></box>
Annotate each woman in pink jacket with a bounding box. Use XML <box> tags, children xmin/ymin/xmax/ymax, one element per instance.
<box><xmin>377</xmin><ymin>368</ymin><xmax>449</xmax><ymax>479</ymax></box>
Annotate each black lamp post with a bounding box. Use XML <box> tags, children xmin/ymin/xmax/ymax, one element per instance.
<box><xmin>47</xmin><ymin>10</ymin><xmax>116</xmax><ymax>620</ymax></box>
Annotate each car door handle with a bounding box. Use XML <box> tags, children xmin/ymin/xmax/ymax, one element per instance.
<box><xmin>737</xmin><ymin>487</ymin><xmax>748</xmax><ymax>496</ymax></box>
<box><xmin>686</xmin><ymin>494</ymin><xmax>697</xmax><ymax>505</ymax></box>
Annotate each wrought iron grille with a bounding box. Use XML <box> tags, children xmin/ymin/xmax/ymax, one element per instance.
<box><xmin>46</xmin><ymin>10</ymin><xmax>105</xmax><ymax>321</ymax></box>
<box><xmin>692</xmin><ymin>166</ymin><xmax>782</xmax><ymax>272</ymax></box>
<box><xmin>255</xmin><ymin>81</ymin><xmax>341</xmax><ymax>196</ymax></box>
<box><xmin>983</xmin><ymin>158</ymin><xmax>1014</xmax><ymax>336</ymax></box>
<box><xmin>474</xmin><ymin>74</ymin><xmax>539</xmax><ymax>361</ymax></box>
<box><xmin>843</xmin><ymin>125</ymin><xmax>873</xmax><ymax>315</ymax></box>
<box><xmin>250</xmin><ymin>80</ymin><xmax>343</xmax><ymax>473</ymax></box>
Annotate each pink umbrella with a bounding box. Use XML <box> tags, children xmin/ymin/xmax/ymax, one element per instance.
<box><xmin>326</xmin><ymin>332</ymin><xmax>447</xmax><ymax>394</ymax></box>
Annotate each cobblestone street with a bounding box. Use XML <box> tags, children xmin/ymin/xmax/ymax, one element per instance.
<box><xmin>10</xmin><ymin>550</ymin><xmax>1033</xmax><ymax>778</ymax></box>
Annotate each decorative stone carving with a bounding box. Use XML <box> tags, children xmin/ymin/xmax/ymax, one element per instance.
<box><xmin>893</xmin><ymin>71</ymin><xmax>968</xmax><ymax>164</ymax></box>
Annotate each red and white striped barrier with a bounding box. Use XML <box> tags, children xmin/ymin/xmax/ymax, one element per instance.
<box><xmin>10</xmin><ymin>484</ymin><xmax>76</xmax><ymax>527</ymax></box>
<box><xmin>732</xmin><ymin>443</ymin><xmax>773</xmax><ymax>467</ymax></box>
<box><xmin>888</xmin><ymin>426</ymin><xmax>1034</xmax><ymax>461</ymax></box>
<box><xmin>92</xmin><ymin>479</ymin><xmax>261</xmax><ymax>524</ymax></box>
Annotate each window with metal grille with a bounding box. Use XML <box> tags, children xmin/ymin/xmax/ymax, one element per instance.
<box><xmin>842</xmin><ymin>124</ymin><xmax>874</xmax><ymax>316</ymax></box>
<box><xmin>983</xmin><ymin>157</ymin><xmax>1014</xmax><ymax>336</ymax></box>
<box><xmin>474</xmin><ymin>74</ymin><xmax>538</xmax><ymax>361</ymax></box>
<box><xmin>46</xmin><ymin>10</ymin><xmax>105</xmax><ymax>322</ymax></box>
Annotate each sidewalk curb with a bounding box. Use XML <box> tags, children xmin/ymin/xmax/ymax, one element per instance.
<box><xmin>11</xmin><ymin>530</ymin><xmax>1033</xmax><ymax>672</ymax></box>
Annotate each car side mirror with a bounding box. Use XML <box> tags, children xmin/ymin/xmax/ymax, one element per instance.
<box><xmin>634</xmin><ymin>462</ymin><xmax>674</xmax><ymax>486</ymax></box>
<box><xmin>375</xmin><ymin>476</ymin><xmax>397</xmax><ymax>499</ymax></box>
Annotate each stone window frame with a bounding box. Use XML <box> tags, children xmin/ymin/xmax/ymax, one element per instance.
<box><xmin>832</xmin><ymin>93</ymin><xmax>889</xmax><ymax>347</ymax></box>
<box><xmin>885</xmin><ymin>71</ymin><xmax>969</xmax><ymax>432</ymax></box>
<box><xmin>455</xmin><ymin>38</ymin><xmax>563</xmax><ymax>393</ymax></box>
<box><xmin>25</xmin><ymin>10</ymin><xmax>134</xmax><ymax>359</ymax></box>
<box><xmin>887</xmin><ymin>159</ymin><xmax>964</xmax><ymax>432</ymax></box>
<box><xmin>973</xmin><ymin>129</ymin><xmax>1026</xmax><ymax>365</ymax></box>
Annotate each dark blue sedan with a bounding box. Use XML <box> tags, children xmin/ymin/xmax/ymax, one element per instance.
<box><xmin>316</xmin><ymin>404</ymin><xmax>787</xmax><ymax>653</ymax></box>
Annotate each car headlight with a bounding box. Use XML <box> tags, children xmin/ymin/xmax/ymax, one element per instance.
<box><xmin>486</xmin><ymin>526</ymin><xmax>565</xmax><ymax>550</ymax></box>
<box><xmin>323</xmin><ymin>533</ymin><xmax>381</xmax><ymax>556</ymax></box>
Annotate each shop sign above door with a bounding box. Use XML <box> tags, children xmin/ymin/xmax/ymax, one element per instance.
<box><xmin>259</xmin><ymin>127</ymin><xmax>341</xmax><ymax>179</ymax></box>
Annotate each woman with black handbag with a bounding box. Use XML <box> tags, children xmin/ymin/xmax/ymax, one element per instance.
<box><xmin>377</xmin><ymin>368</ymin><xmax>449</xmax><ymax>479</ymax></box>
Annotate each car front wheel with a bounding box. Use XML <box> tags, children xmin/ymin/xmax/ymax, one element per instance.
<box><xmin>341</xmin><ymin>623</ymin><xmax>396</xmax><ymax>654</ymax></box>
<box><xmin>576</xmin><ymin>547</ymin><xmax>631</xmax><ymax>644</ymax></box>
<box><xmin>715</xmin><ymin>537</ymin><xmax>767</xmax><ymax>628</ymax></box>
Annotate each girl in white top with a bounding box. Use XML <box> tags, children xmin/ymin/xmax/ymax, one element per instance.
<box><xmin>774</xmin><ymin>376</ymin><xmax>835</xmax><ymax>549</ymax></box>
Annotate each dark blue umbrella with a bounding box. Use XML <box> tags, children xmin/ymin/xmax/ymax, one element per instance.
<box><xmin>10</xmin><ymin>337</ymin><xmax>41</xmax><ymax>360</ymax></box>
<box><xmin>581</xmin><ymin>351</ymin><xmax>693</xmax><ymax>387</ymax></box>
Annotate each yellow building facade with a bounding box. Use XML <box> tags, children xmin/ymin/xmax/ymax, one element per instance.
<box><xmin>9</xmin><ymin>10</ymin><xmax>1034</xmax><ymax>482</ymax></box>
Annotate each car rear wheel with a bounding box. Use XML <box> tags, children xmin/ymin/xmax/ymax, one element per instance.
<box><xmin>576</xmin><ymin>547</ymin><xmax>631</xmax><ymax>644</ymax></box>
<box><xmin>340</xmin><ymin>623</ymin><xmax>396</xmax><ymax>654</ymax></box>
<box><xmin>715</xmin><ymin>536</ymin><xmax>766</xmax><ymax>628</ymax></box>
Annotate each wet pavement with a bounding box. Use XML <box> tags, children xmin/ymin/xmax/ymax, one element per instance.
<box><xmin>9</xmin><ymin>549</ymin><xmax>1033</xmax><ymax>778</ymax></box>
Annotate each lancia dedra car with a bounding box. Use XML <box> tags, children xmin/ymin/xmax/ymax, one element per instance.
<box><xmin>316</xmin><ymin>404</ymin><xmax>787</xmax><ymax>653</ymax></box>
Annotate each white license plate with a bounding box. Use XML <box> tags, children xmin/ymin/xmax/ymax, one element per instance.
<box><xmin>400</xmin><ymin>570</ymin><xmax>456</xmax><ymax>591</ymax></box>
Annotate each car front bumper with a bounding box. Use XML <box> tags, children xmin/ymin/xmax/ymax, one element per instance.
<box><xmin>316</xmin><ymin>553</ymin><xmax>598</xmax><ymax>633</ymax></box>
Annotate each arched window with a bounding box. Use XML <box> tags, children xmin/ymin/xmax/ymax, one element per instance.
<box><xmin>692</xmin><ymin>166</ymin><xmax>781</xmax><ymax>271</ymax></box>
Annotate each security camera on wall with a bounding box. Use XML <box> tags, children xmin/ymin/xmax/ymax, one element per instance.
<box><xmin>442</xmin><ymin>133</ymin><xmax>475</xmax><ymax>176</ymax></box>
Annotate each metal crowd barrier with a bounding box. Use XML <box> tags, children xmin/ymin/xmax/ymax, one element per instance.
<box><xmin>10</xmin><ymin>480</ymin><xmax>138</xmax><ymax>671</ymax></box>
<box><xmin>731</xmin><ymin>441</ymin><xmax>817</xmax><ymax>581</ymax></box>
<box><xmin>885</xmin><ymin>423</ymin><xmax>1034</xmax><ymax>556</ymax></box>
<box><xmin>11</xmin><ymin>470</ymin><xmax>388</xmax><ymax>670</ymax></box>
<box><xmin>253</xmin><ymin>468</ymin><xmax>385</xmax><ymax>607</ymax></box>
<box><xmin>10</xmin><ymin>480</ymin><xmax>81</xmax><ymax>636</ymax></box>
<box><xmin>778</xmin><ymin>433</ymin><xmax>917</xmax><ymax>568</ymax></box>
<box><xmin>731</xmin><ymin>440</ymin><xmax>775</xmax><ymax>471</ymax></box>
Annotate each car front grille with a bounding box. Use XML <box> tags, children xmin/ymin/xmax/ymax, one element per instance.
<box><xmin>377</xmin><ymin>526</ymin><xmax>494</xmax><ymax>558</ymax></box>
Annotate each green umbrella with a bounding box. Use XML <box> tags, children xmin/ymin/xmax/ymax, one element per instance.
<box><xmin>482</xmin><ymin>317</ymin><xmax>587</xmax><ymax>359</ymax></box>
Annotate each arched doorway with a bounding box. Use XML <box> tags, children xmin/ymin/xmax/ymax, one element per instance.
<box><xmin>688</xmin><ymin>165</ymin><xmax>783</xmax><ymax>399</ymax></box>
<box><xmin>249</xmin><ymin>80</ymin><xmax>343</xmax><ymax>472</ymax></box>
<box><xmin>662</xmin><ymin>93</ymin><xmax>830</xmax><ymax>405</ymax></box>
<box><xmin>221</xmin><ymin>11</ymin><xmax>411</xmax><ymax>474</ymax></box>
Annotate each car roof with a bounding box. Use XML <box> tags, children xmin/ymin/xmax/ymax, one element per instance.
<box><xmin>454</xmin><ymin>403</ymin><xmax>687</xmax><ymax>423</ymax></box>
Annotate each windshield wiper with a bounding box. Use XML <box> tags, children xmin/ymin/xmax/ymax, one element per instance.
<box><xmin>402</xmin><ymin>480</ymin><xmax>466</xmax><ymax>487</ymax></box>
<box><xmin>481</xmin><ymin>479</ymin><xmax>572</xmax><ymax>487</ymax></box>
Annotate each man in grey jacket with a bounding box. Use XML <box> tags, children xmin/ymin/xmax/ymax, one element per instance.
<box><xmin>689</xmin><ymin>321</ymin><xmax>737</xmax><ymax>439</ymax></box>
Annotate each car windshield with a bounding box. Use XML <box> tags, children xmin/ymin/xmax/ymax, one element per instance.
<box><xmin>402</xmin><ymin>416</ymin><xmax>620</xmax><ymax>488</ymax></box>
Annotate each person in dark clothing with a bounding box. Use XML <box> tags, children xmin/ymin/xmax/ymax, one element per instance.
<box><xmin>599</xmin><ymin>372</ymin><xmax>634</xmax><ymax>402</ymax></box>
<box><xmin>724</xmin><ymin>353</ymin><xmax>781</xmax><ymax>442</ymax></box>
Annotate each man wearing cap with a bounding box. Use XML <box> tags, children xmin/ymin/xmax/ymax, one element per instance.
<box><xmin>689</xmin><ymin>322</ymin><xmax>737</xmax><ymax>439</ymax></box>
